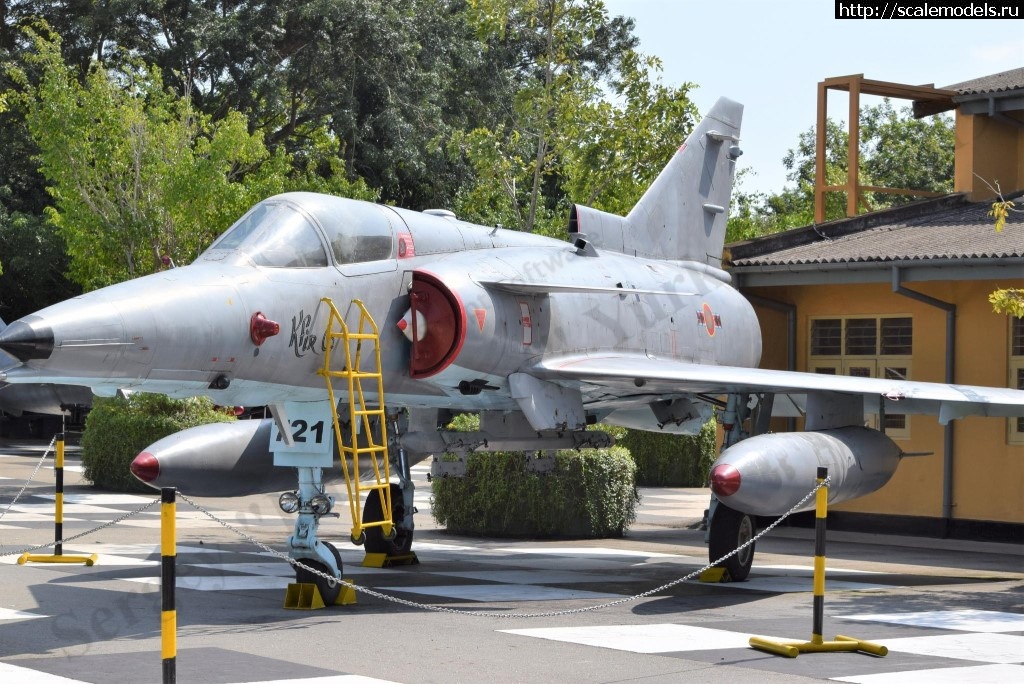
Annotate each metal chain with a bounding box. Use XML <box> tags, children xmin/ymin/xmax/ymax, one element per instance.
<box><xmin>0</xmin><ymin>435</ymin><xmax>57</xmax><ymax>525</ymax></box>
<box><xmin>0</xmin><ymin>498</ymin><xmax>160</xmax><ymax>557</ymax></box>
<box><xmin>180</xmin><ymin>478</ymin><xmax>831</xmax><ymax>619</ymax></box>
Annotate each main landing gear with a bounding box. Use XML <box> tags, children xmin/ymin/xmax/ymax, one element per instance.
<box><xmin>708</xmin><ymin>499</ymin><xmax>755</xmax><ymax>581</ymax></box>
<box><xmin>705</xmin><ymin>392</ymin><xmax>758</xmax><ymax>581</ymax></box>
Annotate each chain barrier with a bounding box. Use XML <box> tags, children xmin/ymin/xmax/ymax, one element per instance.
<box><xmin>0</xmin><ymin>450</ymin><xmax>829</xmax><ymax>619</ymax></box>
<box><xmin>179</xmin><ymin>477</ymin><xmax>831</xmax><ymax>620</ymax></box>
<box><xmin>0</xmin><ymin>434</ymin><xmax>57</xmax><ymax>527</ymax></box>
<box><xmin>0</xmin><ymin>498</ymin><xmax>160</xmax><ymax>557</ymax></box>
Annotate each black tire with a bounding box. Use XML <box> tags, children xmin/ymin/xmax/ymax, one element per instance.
<box><xmin>294</xmin><ymin>557</ymin><xmax>342</xmax><ymax>606</ymax></box>
<box><xmin>709</xmin><ymin>503</ymin><xmax>755</xmax><ymax>581</ymax></box>
<box><xmin>363</xmin><ymin>484</ymin><xmax>413</xmax><ymax>556</ymax></box>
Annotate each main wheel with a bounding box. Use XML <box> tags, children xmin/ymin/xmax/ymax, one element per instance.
<box><xmin>294</xmin><ymin>543</ymin><xmax>343</xmax><ymax>605</ymax></box>
<box><xmin>709</xmin><ymin>503</ymin><xmax>755</xmax><ymax>581</ymax></box>
<box><xmin>363</xmin><ymin>484</ymin><xmax>413</xmax><ymax>556</ymax></box>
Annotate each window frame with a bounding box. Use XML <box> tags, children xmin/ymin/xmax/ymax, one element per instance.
<box><xmin>808</xmin><ymin>315</ymin><xmax>914</xmax><ymax>440</ymax></box>
<box><xmin>1010</xmin><ymin>317</ymin><xmax>1024</xmax><ymax>445</ymax></box>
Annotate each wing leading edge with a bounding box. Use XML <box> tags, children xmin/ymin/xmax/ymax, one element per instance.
<box><xmin>530</xmin><ymin>354</ymin><xmax>1024</xmax><ymax>424</ymax></box>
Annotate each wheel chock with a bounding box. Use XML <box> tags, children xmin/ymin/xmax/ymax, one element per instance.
<box><xmin>699</xmin><ymin>567</ymin><xmax>731</xmax><ymax>583</ymax></box>
<box><xmin>336</xmin><ymin>579</ymin><xmax>357</xmax><ymax>606</ymax></box>
<box><xmin>284</xmin><ymin>583</ymin><xmax>325</xmax><ymax>610</ymax></box>
<box><xmin>362</xmin><ymin>552</ymin><xmax>388</xmax><ymax>568</ymax></box>
<box><xmin>362</xmin><ymin>552</ymin><xmax>419</xmax><ymax>568</ymax></box>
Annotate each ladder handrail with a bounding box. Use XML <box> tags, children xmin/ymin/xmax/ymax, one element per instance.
<box><xmin>318</xmin><ymin>298</ymin><xmax>394</xmax><ymax>543</ymax></box>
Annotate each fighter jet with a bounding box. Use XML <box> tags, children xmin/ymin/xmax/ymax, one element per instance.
<box><xmin>2</xmin><ymin>98</ymin><xmax>1022</xmax><ymax>598</ymax></box>
<box><xmin>1</xmin><ymin>315</ymin><xmax>92</xmax><ymax>418</ymax></box>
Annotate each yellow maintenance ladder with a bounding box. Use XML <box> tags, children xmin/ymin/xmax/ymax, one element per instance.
<box><xmin>317</xmin><ymin>298</ymin><xmax>394</xmax><ymax>546</ymax></box>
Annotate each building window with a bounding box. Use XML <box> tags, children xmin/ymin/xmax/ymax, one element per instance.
<box><xmin>809</xmin><ymin>316</ymin><xmax>913</xmax><ymax>439</ymax></box>
<box><xmin>1011</xmin><ymin>317</ymin><xmax>1024</xmax><ymax>445</ymax></box>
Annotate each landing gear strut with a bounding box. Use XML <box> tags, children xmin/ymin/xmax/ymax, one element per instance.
<box><xmin>705</xmin><ymin>393</ymin><xmax>757</xmax><ymax>580</ymax></box>
<box><xmin>285</xmin><ymin>465</ymin><xmax>343</xmax><ymax>602</ymax></box>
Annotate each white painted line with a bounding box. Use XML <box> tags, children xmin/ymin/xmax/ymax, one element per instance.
<box><xmin>238</xmin><ymin>676</ymin><xmax>401</xmax><ymax>683</ymax></box>
<box><xmin>37</xmin><ymin>493</ymin><xmax>156</xmax><ymax>505</ymax></box>
<box><xmin>0</xmin><ymin>662</ymin><xmax>88</xmax><ymax>682</ymax></box>
<box><xmin>758</xmin><ymin>564</ymin><xmax>884</xmax><ymax>575</ymax></box>
<box><xmin>501</xmin><ymin>623</ymin><xmax>770</xmax><ymax>653</ymax></box>
<box><xmin>838</xmin><ymin>609</ymin><xmax>1024</xmax><ymax>633</ymax></box>
<box><xmin>378</xmin><ymin>584</ymin><xmax>622</xmax><ymax>602</ymax></box>
<box><xmin>491</xmin><ymin>546</ymin><xmax>678</xmax><ymax>558</ymax></box>
<box><xmin>715</xmin><ymin>576</ymin><xmax>890</xmax><ymax>593</ymax></box>
<box><xmin>880</xmin><ymin>633</ymin><xmax>1024</xmax><ymax>664</ymax></box>
<box><xmin>435</xmin><ymin>569</ymin><xmax>646</xmax><ymax>585</ymax></box>
<box><xmin>833</xmin><ymin>663</ymin><xmax>1024</xmax><ymax>683</ymax></box>
<box><xmin>120</xmin><ymin>575</ymin><xmax>288</xmax><ymax>592</ymax></box>
<box><xmin>0</xmin><ymin>607</ymin><xmax>46</xmax><ymax>621</ymax></box>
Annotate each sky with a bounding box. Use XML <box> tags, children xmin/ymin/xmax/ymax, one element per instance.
<box><xmin>603</xmin><ymin>0</ymin><xmax>1024</xmax><ymax>197</ymax></box>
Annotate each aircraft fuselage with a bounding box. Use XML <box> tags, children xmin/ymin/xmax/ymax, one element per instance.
<box><xmin>0</xmin><ymin>194</ymin><xmax>760</xmax><ymax>423</ymax></box>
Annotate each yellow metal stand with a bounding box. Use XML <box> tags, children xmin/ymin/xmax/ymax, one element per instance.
<box><xmin>317</xmin><ymin>298</ymin><xmax>394</xmax><ymax>547</ymax></box>
<box><xmin>749</xmin><ymin>467</ymin><xmax>887</xmax><ymax>659</ymax></box>
<box><xmin>18</xmin><ymin>433</ymin><xmax>98</xmax><ymax>567</ymax></box>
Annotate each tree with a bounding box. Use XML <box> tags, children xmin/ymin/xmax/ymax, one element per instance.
<box><xmin>0</xmin><ymin>207</ymin><xmax>79</xmax><ymax>321</ymax></box>
<box><xmin>449</xmin><ymin>0</ymin><xmax>693</xmax><ymax>234</ymax></box>
<box><xmin>5</xmin><ymin>27</ymin><xmax>375</xmax><ymax>291</ymax></box>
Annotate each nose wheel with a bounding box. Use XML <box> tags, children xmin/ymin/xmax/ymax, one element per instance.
<box><xmin>294</xmin><ymin>541</ymin><xmax>344</xmax><ymax>605</ymax></box>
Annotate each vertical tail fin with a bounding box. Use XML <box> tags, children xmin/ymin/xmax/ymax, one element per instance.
<box><xmin>626</xmin><ymin>97</ymin><xmax>743</xmax><ymax>265</ymax></box>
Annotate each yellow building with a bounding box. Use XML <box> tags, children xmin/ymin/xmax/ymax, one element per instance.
<box><xmin>727</xmin><ymin>69</ymin><xmax>1024</xmax><ymax>539</ymax></box>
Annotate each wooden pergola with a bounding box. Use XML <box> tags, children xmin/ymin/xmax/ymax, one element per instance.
<box><xmin>814</xmin><ymin>75</ymin><xmax>957</xmax><ymax>224</ymax></box>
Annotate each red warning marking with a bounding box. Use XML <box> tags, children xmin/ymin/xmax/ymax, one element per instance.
<box><xmin>474</xmin><ymin>308</ymin><xmax>487</xmax><ymax>332</ymax></box>
<box><xmin>520</xmin><ymin>302</ymin><xmax>532</xmax><ymax>346</ymax></box>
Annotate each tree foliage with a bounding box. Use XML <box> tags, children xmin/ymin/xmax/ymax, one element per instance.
<box><xmin>81</xmin><ymin>393</ymin><xmax>235</xmax><ymax>492</ymax></box>
<box><xmin>5</xmin><ymin>27</ymin><xmax>374</xmax><ymax>291</ymax></box>
<box><xmin>449</xmin><ymin>0</ymin><xmax>693</xmax><ymax>234</ymax></box>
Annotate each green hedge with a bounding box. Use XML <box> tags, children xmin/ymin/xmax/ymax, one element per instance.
<box><xmin>619</xmin><ymin>419</ymin><xmax>717</xmax><ymax>487</ymax></box>
<box><xmin>81</xmin><ymin>393</ymin><xmax>234</xmax><ymax>492</ymax></box>
<box><xmin>431</xmin><ymin>447</ymin><xmax>639</xmax><ymax>538</ymax></box>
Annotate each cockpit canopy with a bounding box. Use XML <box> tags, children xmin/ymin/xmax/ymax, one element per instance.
<box><xmin>202</xmin><ymin>193</ymin><xmax>395</xmax><ymax>268</ymax></box>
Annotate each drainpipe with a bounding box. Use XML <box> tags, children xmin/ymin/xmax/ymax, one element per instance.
<box><xmin>891</xmin><ymin>267</ymin><xmax>956</xmax><ymax>535</ymax></box>
<box><xmin>744</xmin><ymin>293</ymin><xmax>797</xmax><ymax>433</ymax></box>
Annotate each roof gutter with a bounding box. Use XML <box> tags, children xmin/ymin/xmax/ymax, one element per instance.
<box><xmin>891</xmin><ymin>266</ymin><xmax>956</xmax><ymax>533</ymax></box>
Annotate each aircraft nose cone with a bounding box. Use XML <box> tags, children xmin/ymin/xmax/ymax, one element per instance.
<box><xmin>0</xmin><ymin>319</ymin><xmax>54</xmax><ymax>362</ymax></box>
<box><xmin>710</xmin><ymin>463</ymin><xmax>741</xmax><ymax>498</ymax></box>
<box><xmin>130</xmin><ymin>451</ymin><xmax>161</xmax><ymax>484</ymax></box>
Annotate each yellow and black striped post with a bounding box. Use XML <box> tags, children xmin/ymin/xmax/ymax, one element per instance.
<box><xmin>161</xmin><ymin>487</ymin><xmax>177</xmax><ymax>684</ymax></box>
<box><xmin>811</xmin><ymin>465</ymin><xmax>828</xmax><ymax>644</ymax></box>
<box><xmin>749</xmin><ymin>467</ymin><xmax>887</xmax><ymax>658</ymax></box>
<box><xmin>18</xmin><ymin>433</ymin><xmax>97</xmax><ymax>566</ymax></box>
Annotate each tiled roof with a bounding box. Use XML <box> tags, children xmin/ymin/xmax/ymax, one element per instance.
<box><xmin>728</xmin><ymin>193</ymin><xmax>1024</xmax><ymax>268</ymax></box>
<box><xmin>944</xmin><ymin>67</ymin><xmax>1024</xmax><ymax>95</ymax></box>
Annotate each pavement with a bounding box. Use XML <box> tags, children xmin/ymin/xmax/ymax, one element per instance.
<box><xmin>1</xmin><ymin>437</ymin><xmax>1022</xmax><ymax>684</ymax></box>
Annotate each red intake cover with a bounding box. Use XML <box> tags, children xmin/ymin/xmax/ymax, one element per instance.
<box><xmin>409</xmin><ymin>272</ymin><xmax>465</xmax><ymax>378</ymax></box>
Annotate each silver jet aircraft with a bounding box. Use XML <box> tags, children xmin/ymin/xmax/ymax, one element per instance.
<box><xmin>2</xmin><ymin>98</ymin><xmax>1023</xmax><ymax>598</ymax></box>
<box><xmin>1</xmin><ymin>315</ymin><xmax>92</xmax><ymax>418</ymax></box>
